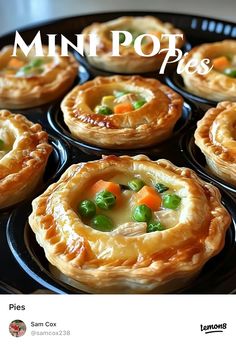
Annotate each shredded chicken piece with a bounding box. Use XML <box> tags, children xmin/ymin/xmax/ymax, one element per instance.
<box><xmin>154</xmin><ymin>209</ymin><xmax>179</xmax><ymax>229</ymax></box>
<box><xmin>110</xmin><ymin>222</ymin><xmax>147</xmax><ymax>236</ymax></box>
<box><xmin>115</xmin><ymin>93</ymin><xmax>139</xmax><ymax>104</ymax></box>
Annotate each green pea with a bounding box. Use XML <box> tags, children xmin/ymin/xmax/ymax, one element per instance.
<box><xmin>133</xmin><ymin>100</ymin><xmax>146</xmax><ymax>110</ymax></box>
<box><xmin>132</xmin><ymin>205</ymin><xmax>152</xmax><ymax>223</ymax></box>
<box><xmin>119</xmin><ymin>33</ymin><xmax>126</xmax><ymax>44</ymax></box>
<box><xmin>147</xmin><ymin>221</ymin><xmax>165</xmax><ymax>232</ymax></box>
<box><xmin>95</xmin><ymin>105</ymin><xmax>113</xmax><ymax>115</ymax></box>
<box><xmin>20</xmin><ymin>65</ymin><xmax>32</xmax><ymax>74</ymax></box>
<box><xmin>155</xmin><ymin>183</ymin><xmax>169</xmax><ymax>193</ymax></box>
<box><xmin>30</xmin><ymin>58</ymin><xmax>44</xmax><ymax>68</ymax></box>
<box><xmin>95</xmin><ymin>190</ymin><xmax>116</xmax><ymax>210</ymax></box>
<box><xmin>224</xmin><ymin>68</ymin><xmax>236</xmax><ymax>78</ymax></box>
<box><xmin>91</xmin><ymin>214</ymin><xmax>113</xmax><ymax>231</ymax></box>
<box><xmin>163</xmin><ymin>194</ymin><xmax>181</xmax><ymax>210</ymax></box>
<box><xmin>128</xmin><ymin>178</ymin><xmax>144</xmax><ymax>192</ymax></box>
<box><xmin>78</xmin><ymin>200</ymin><xmax>96</xmax><ymax>218</ymax></box>
<box><xmin>0</xmin><ymin>139</ymin><xmax>4</xmax><ymax>150</ymax></box>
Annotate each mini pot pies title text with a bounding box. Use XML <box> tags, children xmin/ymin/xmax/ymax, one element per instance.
<box><xmin>12</xmin><ymin>31</ymin><xmax>212</xmax><ymax>74</ymax></box>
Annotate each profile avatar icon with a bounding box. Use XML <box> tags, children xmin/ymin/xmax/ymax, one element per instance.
<box><xmin>9</xmin><ymin>320</ymin><xmax>26</xmax><ymax>337</ymax></box>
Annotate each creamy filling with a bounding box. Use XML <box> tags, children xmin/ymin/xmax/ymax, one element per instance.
<box><xmin>77</xmin><ymin>173</ymin><xmax>181</xmax><ymax>236</ymax></box>
<box><xmin>0</xmin><ymin>56</ymin><xmax>53</xmax><ymax>77</ymax></box>
<box><xmin>94</xmin><ymin>90</ymin><xmax>147</xmax><ymax>115</ymax></box>
<box><xmin>0</xmin><ymin>127</ymin><xmax>14</xmax><ymax>160</ymax></box>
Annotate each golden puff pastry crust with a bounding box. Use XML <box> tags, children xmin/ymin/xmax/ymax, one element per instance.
<box><xmin>61</xmin><ymin>75</ymin><xmax>183</xmax><ymax>149</ymax></box>
<box><xmin>0</xmin><ymin>45</ymin><xmax>78</xmax><ymax>109</ymax></box>
<box><xmin>82</xmin><ymin>16</ymin><xmax>184</xmax><ymax>73</ymax></box>
<box><xmin>181</xmin><ymin>40</ymin><xmax>236</xmax><ymax>102</ymax></box>
<box><xmin>195</xmin><ymin>101</ymin><xmax>236</xmax><ymax>186</ymax></box>
<box><xmin>29</xmin><ymin>155</ymin><xmax>230</xmax><ymax>293</ymax></box>
<box><xmin>0</xmin><ymin>110</ymin><xmax>52</xmax><ymax>208</ymax></box>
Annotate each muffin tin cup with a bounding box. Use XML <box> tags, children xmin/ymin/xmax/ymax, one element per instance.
<box><xmin>0</xmin><ymin>134</ymin><xmax>71</xmax><ymax>214</ymax></box>
<box><xmin>165</xmin><ymin>73</ymin><xmax>217</xmax><ymax>113</ymax></box>
<box><xmin>6</xmin><ymin>183</ymin><xmax>236</xmax><ymax>294</ymax></box>
<box><xmin>1</xmin><ymin>11</ymin><xmax>236</xmax><ymax>293</ymax></box>
<box><xmin>47</xmin><ymin>101</ymin><xmax>194</xmax><ymax>157</ymax></box>
<box><xmin>6</xmin><ymin>203</ymin><xmax>81</xmax><ymax>294</ymax></box>
<box><xmin>74</xmin><ymin>40</ymin><xmax>192</xmax><ymax>78</ymax></box>
<box><xmin>0</xmin><ymin>134</ymin><xmax>72</xmax><ymax>293</ymax></box>
<box><xmin>180</xmin><ymin>128</ymin><xmax>236</xmax><ymax>196</ymax></box>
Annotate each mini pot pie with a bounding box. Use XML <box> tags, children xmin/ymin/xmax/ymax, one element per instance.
<box><xmin>195</xmin><ymin>101</ymin><xmax>236</xmax><ymax>186</ymax></box>
<box><xmin>29</xmin><ymin>155</ymin><xmax>230</xmax><ymax>293</ymax></box>
<box><xmin>82</xmin><ymin>16</ymin><xmax>184</xmax><ymax>73</ymax></box>
<box><xmin>181</xmin><ymin>40</ymin><xmax>236</xmax><ymax>102</ymax></box>
<box><xmin>61</xmin><ymin>75</ymin><xmax>183</xmax><ymax>149</ymax></box>
<box><xmin>0</xmin><ymin>110</ymin><xmax>52</xmax><ymax>208</ymax></box>
<box><xmin>0</xmin><ymin>45</ymin><xmax>78</xmax><ymax>109</ymax></box>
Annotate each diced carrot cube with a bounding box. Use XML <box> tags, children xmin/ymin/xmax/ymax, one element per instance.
<box><xmin>89</xmin><ymin>180</ymin><xmax>121</xmax><ymax>200</ymax></box>
<box><xmin>136</xmin><ymin>186</ymin><xmax>162</xmax><ymax>211</ymax></box>
<box><xmin>212</xmin><ymin>56</ymin><xmax>230</xmax><ymax>71</ymax></box>
<box><xmin>7</xmin><ymin>58</ymin><xmax>25</xmax><ymax>69</ymax></box>
<box><xmin>114</xmin><ymin>103</ymin><xmax>133</xmax><ymax>114</ymax></box>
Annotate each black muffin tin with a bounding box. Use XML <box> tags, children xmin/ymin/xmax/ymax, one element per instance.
<box><xmin>1</xmin><ymin>11</ymin><xmax>236</xmax><ymax>294</ymax></box>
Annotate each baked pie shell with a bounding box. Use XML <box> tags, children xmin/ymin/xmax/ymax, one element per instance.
<box><xmin>61</xmin><ymin>75</ymin><xmax>183</xmax><ymax>149</ymax></box>
<box><xmin>0</xmin><ymin>45</ymin><xmax>78</xmax><ymax>109</ymax></box>
<box><xmin>181</xmin><ymin>40</ymin><xmax>236</xmax><ymax>102</ymax></box>
<box><xmin>195</xmin><ymin>101</ymin><xmax>236</xmax><ymax>186</ymax></box>
<box><xmin>82</xmin><ymin>16</ymin><xmax>185</xmax><ymax>73</ymax></box>
<box><xmin>0</xmin><ymin>110</ymin><xmax>52</xmax><ymax>208</ymax></box>
<box><xmin>29</xmin><ymin>155</ymin><xmax>230</xmax><ymax>293</ymax></box>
